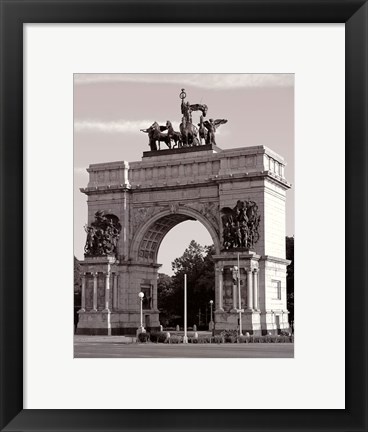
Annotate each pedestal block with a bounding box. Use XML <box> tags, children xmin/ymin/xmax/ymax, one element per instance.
<box><xmin>213</xmin><ymin>251</ymin><xmax>262</xmax><ymax>335</ymax></box>
<box><xmin>76</xmin><ymin>256</ymin><xmax>161</xmax><ymax>335</ymax></box>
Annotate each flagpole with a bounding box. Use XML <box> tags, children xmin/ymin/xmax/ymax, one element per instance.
<box><xmin>183</xmin><ymin>273</ymin><xmax>188</xmax><ymax>344</ymax></box>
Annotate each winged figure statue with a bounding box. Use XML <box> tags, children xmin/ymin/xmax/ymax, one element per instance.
<box><xmin>203</xmin><ymin>118</ymin><xmax>228</xmax><ymax>145</ymax></box>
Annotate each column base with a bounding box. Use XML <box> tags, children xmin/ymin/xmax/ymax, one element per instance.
<box><xmin>214</xmin><ymin>309</ymin><xmax>262</xmax><ymax>335</ymax></box>
<box><xmin>102</xmin><ymin>308</ymin><xmax>111</xmax><ymax>313</ymax></box>
<box><xmin>77</xmin><ymin>308</ymin><xmax>86</xmax><ymax>313</ymax></box>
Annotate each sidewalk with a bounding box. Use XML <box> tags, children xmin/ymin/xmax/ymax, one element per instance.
<box><xmin>74</xmin><ymin>335</ymin><xmax>135</xmax><ymax>344</ymax></box>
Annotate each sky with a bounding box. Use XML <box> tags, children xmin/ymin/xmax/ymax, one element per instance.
<box><xmin>74</xmin><ymin>73</ymin><xmax>294</xmax><ymax>274</ymax></box>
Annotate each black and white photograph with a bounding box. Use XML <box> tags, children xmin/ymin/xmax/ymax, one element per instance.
<box><xmin>3</xmin><ymin>1</ymin><xmax>368</xmax><ymax>427</ymax></box>
<box><xmin>73</xmin><ymin>73</ymin><xmax>295</xmax><ymax>358</ymax></box>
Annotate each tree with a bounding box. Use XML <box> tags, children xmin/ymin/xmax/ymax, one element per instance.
<box><xmin>286</xmin><ymin>236</ymin><xmax>294</xmax><ymax>326</ymax></box>
<box><xmin>159</xmin><ymin>240</ymin><xmax>215</xmax><ymax>328</ymax></box>
<box><xmin>157</xmin><ymin>273</ymin><xmax>174</xmax><ymax>326</ymax></box>
<box><xmin>74</xmin><ymin>256</ymin><xmax>82</xmax><ymax>332</ymax></box>
<box><xmin>74</xmin><ymin>256</ymin><xmax>82</xmax><ymax>295</ymax></box>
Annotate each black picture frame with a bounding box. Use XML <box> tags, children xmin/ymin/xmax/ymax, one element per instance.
<box><xmin>1</xmin><ymin>1</ymin><xmax>367</xmax><ymax>431</ymax></box>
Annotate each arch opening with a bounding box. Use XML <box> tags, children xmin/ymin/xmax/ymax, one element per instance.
<box><xmin>131</xmin><ymin>207</ymin><xmax>221</xmax><ymax>265</ymax></box>
<box><xmin>156</xmin><ymin>220</ymin><xmax>216</xmax><ymax>329</ymax></box>
<box><xmin>131</xmin><ymin>208</ymin><xmax>219</xmax><ymax>330</ymax></box>
<box><xmin>157</xmin><ymin>220</ymin><xmax>214</xmax><ymax>275</ymax></box>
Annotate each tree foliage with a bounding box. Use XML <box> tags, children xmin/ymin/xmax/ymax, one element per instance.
<box><xmin>286</xmin><ymin>236</ymin><xmax>294</xmax><ymax>325</ymax></box>
<box><xmin>74</xmin><ymin>256</ymin><xmax>82</xmax><ymax>294</ymax></box>
<box><xmin>157</xmin><ymin>240</ymin><xmax>215</xmax><ymax>327</ymax></box>
<box><xmin>74</xmin><ymin>256</ymin><xmax>82</xmax><ymax>330</ymax></box>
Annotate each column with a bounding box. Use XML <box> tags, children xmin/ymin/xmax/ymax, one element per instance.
<box><xmin>232</xmin><ymin>268</ymin><xmax>237</xmax><ymax>310</ymax></box>
<box><xmin>253</xmin><ymin>269</ymin><xmax>259</xmax><ymax>310</ymax></box>
<box><xmin>80</xmin><ymin>273</ymin><xmax>86</xmax><ymax>312</ymax></box>
<box><xmin>112</xmin><ymin>273</ymin><xmax>118</xmax><ymax>310</ymax></box>
<box><xmin>152</xmin><ymin>281</ymin><xmax>158</xmax><ymax>310</ymax></box>
<box><xmin>218</xmin><ymin>268</ymin><xmax>224</xmax><ymax>310</ymax></box>
<box><xmin>104</xmin><ymin>270</ymin><xmax>110</xmax><ymax>311</ymax></box>
<box><xmin>92</xmin><ymin>272</ymin><xmax>98</xmax><ymax>312</ymax></box>
<box><xmin>247</xmin><ymin>269</ymin><xmax>253</xmax><ymax>310</ymax></box>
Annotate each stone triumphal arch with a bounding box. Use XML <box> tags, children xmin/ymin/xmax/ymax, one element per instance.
<box><xmin>76</xmin><ymin>90</ymin><xmax>291</xmax><ymax>336</ymax></box>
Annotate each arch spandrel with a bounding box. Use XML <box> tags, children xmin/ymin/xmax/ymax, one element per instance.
<box><xmin>130</xmin><ymin>206</ymin><xmax>221</xmax><ymax>264</ymax></box>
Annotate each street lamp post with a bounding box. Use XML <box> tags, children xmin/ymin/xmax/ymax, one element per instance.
<box><xmin>233</xmin><ymin>258</ymin><xmax>243</xmax><ymax>337</ymax></box>
<box><xmin>209</xmin><ymin>299</ymin><xmax>214</xmax><ymax>336</ymax></box>
<box><xmin>183</xmin><ymin>274</ymin><xmax>188</xmax><ymax>344</ymax></box>
<box><xmin>138</xmin><ymin>292</ymin><xmax>145</xmax><ymax>333</ymax></box>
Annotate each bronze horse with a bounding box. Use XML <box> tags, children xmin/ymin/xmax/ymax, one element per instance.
<box><xmin>166</xmin><ymin>121</ymin><xmax>182</xmax><ymax>148</ymax></box>
<box><xmin>141</xmin><ymin>122</ymin><xmax>171</xmax><ymax>150</ymax></box>
<box><xmin>180</xmin><ymin>117</ymin><xmax>200</xmax><ymax>147</ymax></box>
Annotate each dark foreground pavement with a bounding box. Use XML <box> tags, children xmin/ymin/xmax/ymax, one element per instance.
<box><xmin>74</xmin><ymin>341</ymin><xmax>294</xmax><ymax>358</ymax></box>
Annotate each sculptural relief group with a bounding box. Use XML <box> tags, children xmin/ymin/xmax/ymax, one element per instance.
<box><xmin>84</xmin><ymin>211</ymin><xmax>121</xmax><ymax>258</ymax></box>
<box><xmin>221</xmin><ymin>200</ymin><xmax>261</xmax><ymax>250</ymax></box>
<box><xmin>141</xmin><ymin>89</ymin><xmax>228</xmax><ymax>151</ymax></box>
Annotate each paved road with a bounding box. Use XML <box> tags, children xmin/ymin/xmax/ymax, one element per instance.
<box><xmin>74</xmin><ymin>341</ymin><xmax>294</xmax><ymax>358</ymax></box>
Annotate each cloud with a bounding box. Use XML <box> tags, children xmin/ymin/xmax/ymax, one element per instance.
<box><xmin>74</xmin><ymin>73</ymin><xmax>294</xmax><ymax>89</ymax></box>
<box><xmin>74</xmin><ymin>167</ymin><xmax>88</xmax><ymax>176</ymax></box>
<box><xmin>74</xmin><ymin>119</ymin><xmax>180</xmax><ymax>134</ymax></box>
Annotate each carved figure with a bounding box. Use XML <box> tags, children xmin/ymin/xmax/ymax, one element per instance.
<box><xmin>141</xmin><ymin>123</ymin><xmax>158</xmax><ymax>151</ymax></box>
<box><xmin>198</xmin><ymin>115</ymin><xmax>208</xmax><ymax>145</ymax></box>
<box><xmin>203</xmin><ymin>118</ymin><xmax>228</xmax><ymax>146</ymax></box>
<box><xmin>84</xmin><ymin>211</ymin><xmax>122</xmax><ymax>257</ymax></box>
<box><xmin>179</xmin><ymin>91</ymin><xmax>208</xmax><ymax>147</ymax></box>
<box><xmin>166</xmin><ymin>121</ymin><xmax>182</xmax><ymax>148</ymax></box>
<box><xmin>221</xmin><ymin>200</ymin><xmax>260</xmax><ymax>250</ymax></box>
<box><xmin>181</xmin><ymin>101</ymin><xmax>193</xmax><ymax>123</ymax></box>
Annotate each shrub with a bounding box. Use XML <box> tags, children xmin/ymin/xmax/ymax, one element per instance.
<box><xmin>211</xmin><ymin>335</ymin><xmax>224</xmax><ymax>344</ymax></box>
<box><xmin>137</xmin><ymin>332</ymin><xmax>150</xmax><ymax>343</ymax></box>
<box><xmin>169</xmin><ymin>335</ymin><xmax>182</xmax><ymax>344</ymax></box>
<box><xmin>220</xmin><ymin>330</ymin><xmax>238</xmax><ymax>343</ymax></box>
<box><xmin>263</xmin><ymin>335</ymin><xmax>274</xmax><ymax>343</ymax></box>
<box><xmin>149</xmin><ymin>331</ymin><xmax>170</xmax><ymax>343</ymax></box>
<box><xmin>150</xmin><ymin>332</ymin><xmax>158</xmax><ymax>343</ymax></box>
<box><xmin>280</xmin><ymin>330</ymin><xmax>291</xmax><ymax>336</ymax></box>
<box><xmin>197</xmin><ymin>336</ymin><xmax>211</xmax><ymax>344</ymax></box>
<box><xmin>237</xmin><ymin>335</ymin><xmax>250</xmax><ymax>343</ymax></box>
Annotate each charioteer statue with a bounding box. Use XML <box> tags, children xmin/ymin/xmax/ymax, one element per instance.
<box><xmin>140</xmin><ymin>89</ymin><xmax>227</xmax><ymax>151</ymax></box>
